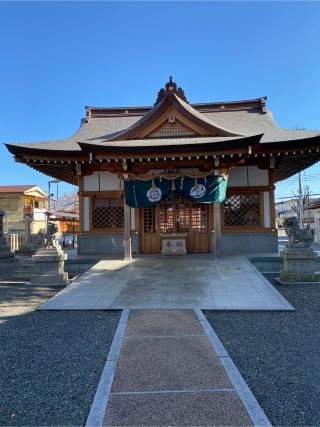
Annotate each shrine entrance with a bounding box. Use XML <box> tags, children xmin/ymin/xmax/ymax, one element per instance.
<box><xmin>141</xmin><ymin>194</ymin><xmax>212</xmax><ymax>253</ymax></box>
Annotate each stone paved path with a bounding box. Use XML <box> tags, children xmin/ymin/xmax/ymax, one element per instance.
<box><xmin>94</xmin><ymin>309</ymin><xmax>270</xmax><ymax>426</ymax></box>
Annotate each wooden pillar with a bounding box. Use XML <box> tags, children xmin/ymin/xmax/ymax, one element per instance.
<box><xmin>214</xmin><ymin>203</ymin><xmax>222</xmax><ymax>257</ymax></box>
<box><xmin>269</xmin><ymin>169</ymin><xmax>276</xmax><ymax>228</ymax></box>
<box><xmin>124</xmin><ymin>200</ymin><xmax>132</xmax><ymax>261</ymax></box>
<box><xmin>122</xmin><ymin>159</ymin><xmax>132</xmax><ymax>261</ymax></box>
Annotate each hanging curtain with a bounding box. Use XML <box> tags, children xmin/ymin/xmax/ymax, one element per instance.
<box><xmin>175</xmin><ymin>175</ymin><xmax>228</xmax><ymax>204</ymax></box>
<box><xmin>124</xmin><ymin>174</ymin><xmax>228</xmax><ymax>208</ymax></box>
<box><xmin>124</xmin><ymin>177</ymin><xmax>172</xmax><ymax>208</ymax></box>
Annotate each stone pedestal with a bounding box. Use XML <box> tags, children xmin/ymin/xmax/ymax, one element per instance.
<box><xmin>31</xmin><ymin>245</ymin><xmax>68</xmax><ymax>286</ymax></box>
<box><xmin>279</xmin><ymin>247</ymin><xmax>320</xmax><ymax>283</ymax></box>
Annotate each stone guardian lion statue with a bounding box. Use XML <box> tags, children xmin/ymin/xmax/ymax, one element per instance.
<box><xmin>44</xmin><ymin>222</ymin><xmax>60</xmax><ymax>249</ymax></box>
<box><xmin>283</xmin><ymin>217</ymin><xmax>313</xmax><ymax>248</ymax></box>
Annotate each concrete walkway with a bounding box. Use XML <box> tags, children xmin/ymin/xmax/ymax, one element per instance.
<box><xmin>86</xmin><ymin>309</ymin><xmax>271</xmax><ymax>426</ymax></box>
<box><xmin>40</xmin><ymin>255</ymin><xmax>293</xmax><ymax>310</ymax></box>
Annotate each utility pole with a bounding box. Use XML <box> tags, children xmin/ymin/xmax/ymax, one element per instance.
<box><xmin>298</xmin><ymin>170</ymin><xmax>304</xmax><ymax>228</ymax></box>
<box><xmin>47</xmin><ymin>179</ymin><xmax>60</xmax><ymax>231</ymax></box>
<box><xmin>295</xmin><ymin>125</ymin><xmax>305</xmax><ymax>229</ymax></box>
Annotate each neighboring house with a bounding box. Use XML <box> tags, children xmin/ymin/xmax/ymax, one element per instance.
<box><xmin>49</xmin><ymin>211</ymin><xmax>79</xmax><ymax>233</ymax></box>
<box><xmin>276</xmin><ymin>198</ymin><xmax>316</xmax><ymax>231</ymax></box>
<box><xmin>0</xmin><ymin>185</ymin><xmax>47</xmax><ymax>234</ymax></box>
<box><xmin>275</xmin><ymin>199</ymin><xmax>296</xmax><ymax>226</ymax></box>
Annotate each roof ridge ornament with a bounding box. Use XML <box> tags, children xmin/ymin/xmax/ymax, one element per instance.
<box><xmin>155</xmin><ymin>76</ymin><xmax>188</xmax><ymax>104</ymax></box>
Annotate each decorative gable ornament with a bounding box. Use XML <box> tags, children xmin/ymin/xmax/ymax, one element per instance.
<box><xmin>155</xmin><ymin>76</ymin><xmax>188</xmax><ymax>104</ymax></box>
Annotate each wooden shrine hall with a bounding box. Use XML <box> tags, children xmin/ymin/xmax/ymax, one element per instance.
<box><xmin>5</xmin><ymin>78</ymin><xmax>320</xmax><ymax>259</ymax></box>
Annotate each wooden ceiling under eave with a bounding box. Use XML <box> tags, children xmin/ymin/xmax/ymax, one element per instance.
<box><xmin>20</xmin><ymin>161</ymin><xmax>79</xmax><ymax>185</ymax></box>
<box><xmin>274</xmin><ymin>153</ymin><xmax>320</xmax><ymax>182</ymax></box>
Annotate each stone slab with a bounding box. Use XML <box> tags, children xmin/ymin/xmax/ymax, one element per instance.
<box><xmin>125</xmin><ymin>309</ymin><xmax>204</xmax><ymax>337</ymax></box>
<box><xmin>39</xmin><ymin>255</ymin><xmax>293</xmax><ymax>310</ymax></box>
<box><xmin>111</xmin><ymin>335</ymin><xmax>232</xmax><ymax>392</ymax></box>
<box><xmin>104</xmin><ymin>391</ymin><xmax>253</xmax><ymax>426</ymax></box>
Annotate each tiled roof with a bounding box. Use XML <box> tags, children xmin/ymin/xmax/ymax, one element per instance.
<box><xmin>6</xmin><ymin>106</ymin><xmax>319</xmax><ymax>152</ymax></box>
<box><xmin>0</xmin><ymin>185</ymin><xmax>37</xmax><ymax>193</ymax></box>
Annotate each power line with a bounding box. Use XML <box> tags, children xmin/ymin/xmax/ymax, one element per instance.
<box><xmin>276</xmin><ymin>193</ymin><xmax>320</xmax><ymax>200</ymax></box>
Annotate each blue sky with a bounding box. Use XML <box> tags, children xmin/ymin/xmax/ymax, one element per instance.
<box><xmin>0</xmin><ymin>1</ymin><xmax>319</xmax><ymax>200</ymax></box>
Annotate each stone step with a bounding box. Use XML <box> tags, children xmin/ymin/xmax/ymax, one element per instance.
<box><xmin>11</xmin><ymin>260</ymin><xmax>36</xmax><ymax>280</ymax></box>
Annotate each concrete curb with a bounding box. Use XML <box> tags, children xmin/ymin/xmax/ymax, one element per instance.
<box><xmin>245</xmin><ymin>258</ymin><xmax>294</xmax><ymax>311</ymax></box>
<box><xmin>85</xmin><ymin>309</ymin><xmax>129</xmax><ymax>427</ymax></box>
<box><xmin>195</xmin><ymin>309</ymin><xmax>272</xmax><ymax>427</ymax></box>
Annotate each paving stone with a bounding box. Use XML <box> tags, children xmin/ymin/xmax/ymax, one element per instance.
<box><xmin>111</xmin><ymin>336</ymin><xmax>232</xmax><ymax>392</ymax></box>
<box><xmin>125</xmin><ymin>309</ymin><xmax>204</xmax><ymax>337</ymax></box>
<box><xmin>40</xmin><ymin>255</ymin><xmax>293</xmax><ymax>310</ymax></box>
<box><xmin>104</xmin><ymin>391</ymin><xmax>253</xmax><ymax>426</ymax></box>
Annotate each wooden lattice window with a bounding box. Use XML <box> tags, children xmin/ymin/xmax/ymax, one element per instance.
<box><xmin>92</xmin><ymin>198</ymin><xmax>124</xmax><ymax>229</ymax></box>
<box><xmin>176</xmin><ymin>200</ymin><xmax>190</xmax><ymax>233</ymax></box>
<box><xmin>160</xmin><ymin>199</ymin><xmax>174</xmax><ymax>233</ymax></box>
<box><xmin>143</xmin><ymin>206</ymin><xmax>156</xmax><ymax>233</ymax></box>
<box><xmin>191</xmin><ymin>203</ymin><xmax>207</xmax><ymax>231</ymax></box>
<box><xmin>224</xmin><ymin>193</ymin><xmax>261</xmax><ymax>227</ymax></box>
<box><xmin>149</xmin><ymin>119</ymin><xmax>196</xmax><ymax>138</ymax></box>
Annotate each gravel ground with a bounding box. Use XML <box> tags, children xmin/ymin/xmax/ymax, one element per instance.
<box><xmin>0</xmin><ymin>283</ymin><xmax>121</xmax><ymax>426</ymax></box>
<box><xmin>205</xmin><ymin>278</ymin><xmax>320</xmax><ymax>427</ymax></box>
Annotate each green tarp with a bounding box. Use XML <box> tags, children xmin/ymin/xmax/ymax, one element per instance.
<box><xmin>124</xmin><ymin>174</ymin><xmax>228</xmax><ymax>208</ymax></box>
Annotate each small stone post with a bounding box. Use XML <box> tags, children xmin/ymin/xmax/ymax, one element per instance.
<box><xmin>18</xmin><ymin>215</ymin><xmax>37</xmax><ymax>255</ymax></box>
<box><xmin>24</xmin><ymin>215</ymin><xmax>32</xmax><ymax>245</ymax></box>
<box><xmin>0</xmin><ymin>209</ymin><xmax>14</xmax><ymax>260</ymax></box>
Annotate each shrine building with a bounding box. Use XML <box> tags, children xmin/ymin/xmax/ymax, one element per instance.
<box><xmin>5</xmin><ymin>78</ymin><xmax>320</xmax><ymax>259</ymax></box>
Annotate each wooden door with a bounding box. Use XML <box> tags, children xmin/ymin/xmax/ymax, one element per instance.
<box><xmin>141</xmin><ymin>196</ymin><xmax>211</xmax><ymax>253</ymax></box>
<box><xmin>141</xmin><ymin>206</ymin><xmax>160</xmax><ymax>253</ymax></box>
<box><xmin>188</xmin><ymin>202</ymin><xmax>210</xmax><ymax>252</ymax></box>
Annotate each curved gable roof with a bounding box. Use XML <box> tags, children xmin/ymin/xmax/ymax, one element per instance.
<box><xmin>107</xmin><ymin>90</ymin><xmax>240</xmax><ymax>141</ymax></box>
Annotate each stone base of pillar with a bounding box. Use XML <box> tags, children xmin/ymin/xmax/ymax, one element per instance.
<box><xmin>279</xmin><ymin>247</ymin><xmax>320</xmax><ymax>283</ymax></box>
<box><xmin>30</xmin><ymin>245</ymin><xmax>68</xmax><ymax>286</ymax></box>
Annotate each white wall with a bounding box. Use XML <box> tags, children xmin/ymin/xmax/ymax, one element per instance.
<box><xmin>83</xmin><ymin>172</ymin><xmax>120</xmax><ymax>192</ymax></box>
<box><xmin>83</xmin><ymin>174</ymin><xmax>99</xmax><ymax>191</ymax></box>
<box><xmin>228</xmin><ymin>166</ymin><xmax>269</xmax><ymax>187</ymax></box>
